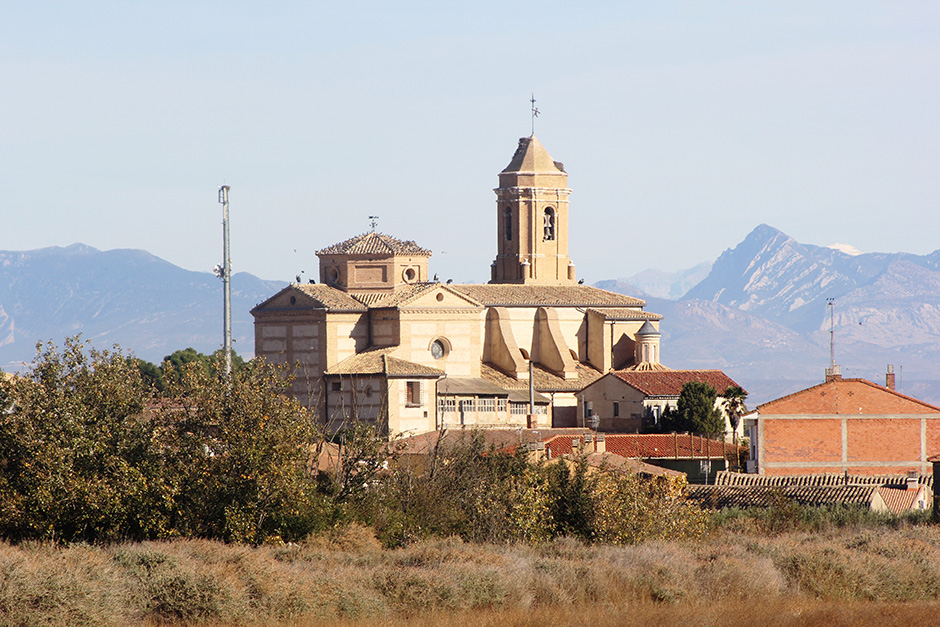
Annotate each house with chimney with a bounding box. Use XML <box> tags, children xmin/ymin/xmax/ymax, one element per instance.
<box><xmin>744</xmin><ymin>366</ymin><xmax>940</xmax><ymax>476</ymax></box>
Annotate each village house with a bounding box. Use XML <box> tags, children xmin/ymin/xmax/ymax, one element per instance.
<box><xmin>687</xmin><ymin>470</ymin><xmax>932</xmax><ymax>514</ymax></box>
<box><xmin>744</xmin><ymin>366</ymin><xmax>940</xmax><ymax>476</ymax></box>
<box><xmin>252</xmin><ymin>135</ymin><xmax>666</xmax><ymax>435</ymax></box>
<box><xmin>576</xmin><ymin>369</ymin><xmax>744</xmax><ymax>439</ymax></box>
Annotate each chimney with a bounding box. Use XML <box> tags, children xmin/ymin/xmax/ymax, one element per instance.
<box><xmin>825</xmin><ymin>365</ymin><xmax>842</xmax><ymax>382</ymax></box>
<box><xmin>595</xmin><ymin>433</ymin><xmax>606</xmax><ymax>454</ymax></box>
<box><xmin>886</xmin><ymin>364</ymin><xmax>896</xmax><ymax>391</ymax></box>
<box><xmin>906</xmin><ymin>471</ymin><xmax>919</xmax><ymax>491</ymax></box>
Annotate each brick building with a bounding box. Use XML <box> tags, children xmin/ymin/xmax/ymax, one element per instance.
<box><xmin>744</xmin><ymin>370</ymin><xmax>940</xmax><ymax>476</ymax></box>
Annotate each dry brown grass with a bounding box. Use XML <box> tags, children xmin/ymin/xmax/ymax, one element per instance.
<box><xmin>3</xmin><ymin>524</ymin><xmax>940</xmax><ymax>625</ymax></box>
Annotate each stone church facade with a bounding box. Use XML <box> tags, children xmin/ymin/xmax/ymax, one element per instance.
<box><xmin>252</xmin><ymin>135</ymin><xmax>665</xmax><ymax>435</ymax></box>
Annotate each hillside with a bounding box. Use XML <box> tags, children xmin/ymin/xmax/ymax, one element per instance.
<box><xmin>0</xmin><ymin>244</ymin><xmax>284</xmax><ymax>369</ymax></box>
<box><xmin>601</xmin><ymin>225</ymin><xmax>940</xmax><ymax>405</ymax></box>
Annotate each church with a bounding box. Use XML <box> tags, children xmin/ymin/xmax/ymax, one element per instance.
<box><xmin>251</xmin><ymin>135</ymin><xmax>666</xmax><ymax>435</ymax></box>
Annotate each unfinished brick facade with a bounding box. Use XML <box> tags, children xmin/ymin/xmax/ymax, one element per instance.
<box><xmin>746</xmin><ymin>377</ymin><xmax>940</xmax><ymax>476</ymax></box>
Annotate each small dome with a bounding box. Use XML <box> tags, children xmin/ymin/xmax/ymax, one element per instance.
<box><xmin>636</xmin><ymin>321</ymin><xmax>660</xmax><ymax>337</ymax></box>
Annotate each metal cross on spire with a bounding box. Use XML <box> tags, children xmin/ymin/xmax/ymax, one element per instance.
<box><xmin>530</xmin><ymin>93</ymin><xmax>540</xmax><ymax>136</ymax></box>
<box><xmin>369</xmin><ymin>215</ymin><xmax>379</xmax><ymax>231</ymax></box>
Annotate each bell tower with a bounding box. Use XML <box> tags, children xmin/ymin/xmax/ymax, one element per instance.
<box><xmin>491</xmin><ymin>136</ymin><xmax>576</xmax><ymax>284</ymax></box>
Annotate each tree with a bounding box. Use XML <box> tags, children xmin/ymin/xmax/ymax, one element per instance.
<box><xmin>0</xmin><ymin>337</ymin><xmax>174</xmax><ymax>542</ymax></box>
<box><xmin>722</xmin><ymin>385</ymin><xmax>748</xmax><ymax>469</ymax></box>
<box><xmin>667</xmin><ymin>381</ymin><xmax>724</xmax><ymax>438</ymax></box>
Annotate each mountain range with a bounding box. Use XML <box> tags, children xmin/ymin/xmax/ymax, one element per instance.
<box><xmin>2</xmin><ymin>226</ymin><xmax>939</xmax><ymax>407</ymax></box>
<box><xmin>598</xmin><ymin>224</ymin><xmax>940</xmax><ymax>405</ymax></box>
<box><xmin>0</xmin><ymin>244</ymin><xmax>284</xmax><ymax>369</ymax></box>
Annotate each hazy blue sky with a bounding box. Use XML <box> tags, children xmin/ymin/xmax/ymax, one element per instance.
<box><xmin>3</xmin><ymin>1</ymin><xmax>938</xmax><ymax>285</ymax></box>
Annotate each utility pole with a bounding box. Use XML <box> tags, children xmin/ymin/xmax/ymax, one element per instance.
<box><xmin>218</xmin><ymin>185</ymin><xmax>232</xmax><ymax>376</ymax></box>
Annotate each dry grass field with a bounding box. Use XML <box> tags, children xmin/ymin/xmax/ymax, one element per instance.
<box><xmin>2</xmin><ymin>522</ymin><xmax>940</xmax><ymax>626</ymax></box>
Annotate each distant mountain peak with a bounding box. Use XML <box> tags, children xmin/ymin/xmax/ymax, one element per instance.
<box><xmin>827</xmin><ymin>243</ymin><xmax>863</xmax><ymax>256</ymax></box>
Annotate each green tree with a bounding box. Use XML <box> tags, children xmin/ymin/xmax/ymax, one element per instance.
<box><xmin>161</xmin><ymin>357</ymin><xmax>326</xmax><ymax>543</ymax></box>
<box><xmin>0</xmin><ymin>337</ymin><xmax>174</xmax><ymax>542</ymax></box>
<box><xmin>666</xmin><ymin>381</ymin><xmax>724</xmax><ymax>438</ymax></box>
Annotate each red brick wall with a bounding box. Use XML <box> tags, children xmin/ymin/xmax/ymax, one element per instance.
<box><xmin>764</xmin><ymin>419</ymin><xmax>842</xmax><ymax>463</ymax></box>
<box><xmin>846</xmin><ymin>418</ymin><xmax>920</xmax><ymax>462</ymax></box>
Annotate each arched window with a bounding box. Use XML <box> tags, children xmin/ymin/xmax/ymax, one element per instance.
<box><xmin>543</xmin><ymin>207</ymin><xmax>555</xmax><ymax>241</ymax></box>
<box><xmin>504</xmin><ymin>207</ymin><xmax>512</xmax><ymax>241</ymax></box>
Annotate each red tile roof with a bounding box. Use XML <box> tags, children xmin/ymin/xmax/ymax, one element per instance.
<box><xmin>544</xmin><ymin>433</ymin><xmax>733</xmax><ymax>460</ymax></box>
<box><xmin>604</xmin><ymin>370</ymin><xmax>743</xmax><ymax>397</ymax></box>
<box><xmin>316</xmin><ymin>231</ymin><xmax>432</xmax><ymax>256</ymax></box>
<box><xmin>757</xmin><ymin>378</ymin><xmax>940</xmax><ymax>415</ymax></box>
<box><xmin>686</xmin><ymin>484</ymin><xmax>878</xmax><ymax>509</ymax></box>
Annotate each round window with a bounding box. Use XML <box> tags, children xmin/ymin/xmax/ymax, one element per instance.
<box><xmin>289</xmin><ymin>296</ymin><xmax>296</xmax><ymax>305</ymax></box>
<box><xmin>430</xmin><ymin>339</ymin><xmax>446</xmax><ymax>360</ymax></box>
<box><xmin>403</xmin><ymin>268</ymin><xmax>417</xmax><ymax>282</ymax></box>
<box><xmin>327</xmin><ymin>267</ymin><xmax>339</xmax><ymax>284</ymax></box>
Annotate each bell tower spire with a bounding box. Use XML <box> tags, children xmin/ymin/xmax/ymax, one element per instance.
<box><xmin>491</xmin><ymin>136</ymin><xmax>575</xmax><ymax>284</ymax></box>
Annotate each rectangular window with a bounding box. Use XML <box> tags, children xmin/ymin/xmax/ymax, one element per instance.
<box><xmin>330</xmin><ymin>381</ymin><xmax>341</xmax><ymax>392</ymax></box>
<box><xmin>438</xmin><ymin>398</ymin><xmax>455</xmax><ymax>414</ymax></box>
<box><xmin>497</xmin><ymin>398</ymin><xmax>507</xmax><ymax>413</ymax></box>
<box><xmin>510</xmin><ymin>402</ymin><xmax>528</xmax><ymax>415</ymax></box>
<box><xmin>479</xmin><ymin>398</ymin><xmax>496</xmax><ymax>413</ymax></box>
<box><xmin>406</xmin><ymin>381</ymin><xmax>421</xmax><ymax>407</ymax></box>
<box><xmin>458</xmin><ymin>398</ymin><xmax>476</xmax><ymax>413</ymax></box>
<box><xmin>613</xmin><ymin>401</ymin><xmax>620</xmax><ymax>418</ymax></box>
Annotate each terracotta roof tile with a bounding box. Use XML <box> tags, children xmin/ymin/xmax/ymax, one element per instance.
<box><xmin>877</xmin><ymin>486</ymin><xmax>931</xmax><ymax>514</ymax></box>
<box><xmin>586</xmin><ymin>308</ymin><xmax>663</xmax><ymax>321</ymax></box>
<box><xmin>607</xmin><ymin>370</ymin><xmax>743</xmax><ymax>397</ymax></box>
<box><xmin>686</xmin><ymin>484</ymin><xmax>877</xmax><ymax>509</ymax></box>
<box><xmin>757</xmin><ymin>378</ymin><xmax>940</xmax><ymax>415</ymax></box>
<box><xmin>316</xmin><ymin>232</ymin><xmax>431</xmax><ymax>257</ymax></box>
<box><xmin>480</xmin><ymin>361</ymin><xmax>603</xmax><ymax>393</ymax></box>
<box><xmin>714</xmin><ymin>470</ymin><xmax>933</xmax><ymax>489</ymax></box>
<box><xmin>448</xmin><ymin>284</ymin><xmax>645</xmax><ymax>308</ymax></box>
<box><xmin>363</xmin><ymin>283</ymin><xmax>482</xmax><ymax>309</ymax></box>
<box><xmin>325</xmin><ymin>347</ymin><xmax>443</xmax><ymax>377</ymax></box>
<box><xmin>251</xmin><ymin>284</ymin><xmax>368</xmax><ymax>313</ymax></box>
<box><xmin>544</xmin><ymin>433</ymin><xmax>734</xmax><ymax>460</ymax></box>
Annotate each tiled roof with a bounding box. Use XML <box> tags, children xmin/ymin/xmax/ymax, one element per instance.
<box><xmin>757</xmin><ymin>378</ymin><xmax>940</xmax><ymax>415</ymax></box>
<box><xmin>583</xmin><ymin>452</ymin><xmax>686</xmax><ymax>478</ymax></box>
<box><xmin>877</xmin><ymin>486</ymin><xmax>930</xmax><ymax>515</ymax></box>
<box><xmin>292</xmin><ymin>283</ymin><xmax>370</xmax><ymax>310</ymax></box>
<box><xmin>586</xmin><ymin>308</ymin><xmax>662</xmax><ymax>321</ymax></box>
<box><xmin>316</xmin><ymin>232</ymin><xmax>432</xmax><ymax>257</ymax></box>
<box><xmin>448</xmin><ymin>284</ymin><xmax>645</xmax><ymax>308</ymax></box>
<box><xmin>394</xmin><ymin>428</ymin><xmax>587</xmax><ymax>456</ymax></box>
<box><xmin>480</xmin><ymin>361</ymin><xmax>604</xmax><ymax>393</ymax></box>
<box><xmin>501</xmin><ymin>136</ymin><xmax>565</xmax><ymax>174</ymax></box>
<box><xmin>325</xmin><ymin>347</ymin><xmax>443</xmax><ymax>377</ymax></box>
<box><xmin>363</xmin><ymin>283</ymin><xmax>482</xmax><ymax>309</ymax></box>
<box><xmin>606</xmin><ymin>370</ymin><xmax>743</xmax><ymax>397</ymax></box>
<box><xmin>685</xmin><ymin>484</ymin><xmax>877</xmax><ymax>509</ymax></box>
<box><xmin>544</xmin><ymin>433</ymin><xmax>734</xmax><ymax>460</ymax></box>
<box><xmin>714</xmin><ymin>470</ymin><xmax>933</xmax><ymax>489</ymax></box>
<box><xmin>251</xmin><ymin>284</ymin><xmax>368</xmax><ymax>313</ymax></box>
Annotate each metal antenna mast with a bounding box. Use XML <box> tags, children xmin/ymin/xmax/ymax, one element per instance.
<box><xmin>826</xmin><ymin>297</ymin><xmax>835</xmax><ymax>370</ymax></box>
<box><xmin>218</xmin><ymin>185</ymin><xmax>232</xmax><ymax>376</ymax></box>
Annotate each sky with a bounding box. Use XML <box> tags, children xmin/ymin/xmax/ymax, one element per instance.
<box><xmin>3</xmin><ymin>1</ymin><xmax>939</xmax><ymax>285</ymax></box>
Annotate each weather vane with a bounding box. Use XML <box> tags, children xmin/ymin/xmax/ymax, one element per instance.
<box><xmin>530</xmin><ymin>93</ymin><xmax>539</xmax><ymax>135</ymax></box>
<box><xmin>369</xmin><ymin>215</ymin><xmax>379</xmax><ymax>231</ymax></box>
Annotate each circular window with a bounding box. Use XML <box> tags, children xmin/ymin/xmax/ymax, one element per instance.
<box><xmin>289</xmin><ymin>296</ymin><xmax>296</xmax><ymax>305</ymax></box>
<box><xmin>430</xmin><ymin>339</ymin><xmax>449</xmax><ymax>360</ymax></box>
<box><xmin>403</xmin><ymin>268</ymin><xmax>417</xmax><ymax>282</ymax></box>
<box><xmin>436</xmin><ymin>293</ymin><xmax>444</xmax><ymax>302</ymax></box>
<box><xmin>327</xmin><ymin>267</ymin><xmax>339</xmax><ymax>284</ymax></box>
